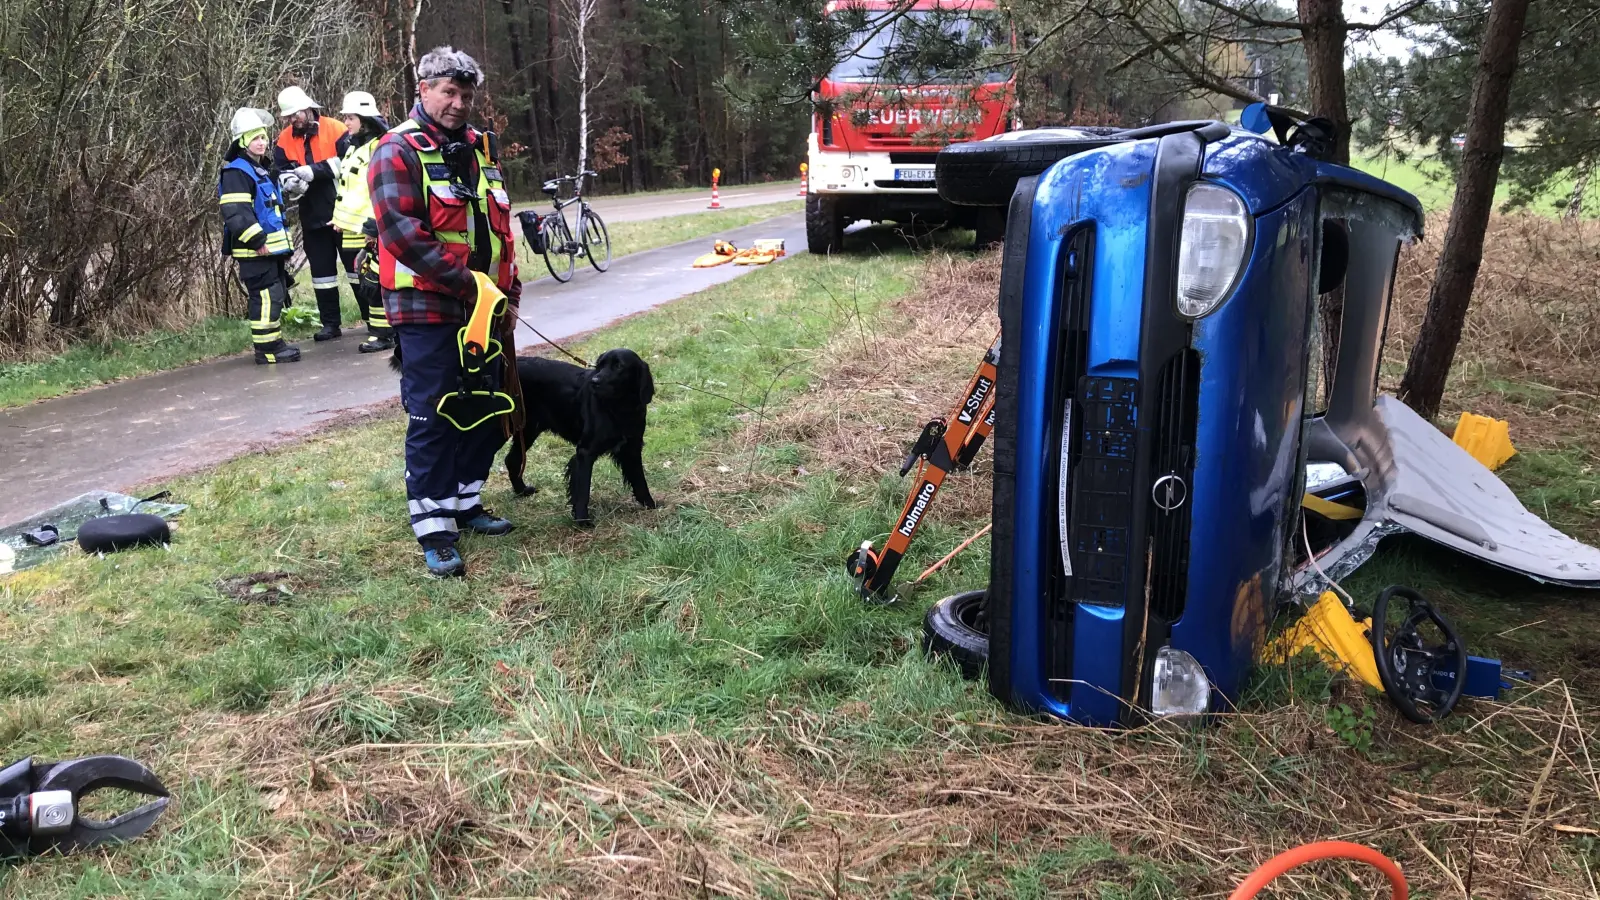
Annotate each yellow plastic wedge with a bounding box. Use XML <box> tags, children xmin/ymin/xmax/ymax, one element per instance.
<box><xmin>1452</xmin><ymin>412</ymin><xmax>1516</xmax><ymax>471</ymax></box>
<box><xmin>1264</xmin><ymin>591</ymin><xmax>1384</xmax><ymax>691</ymax></box>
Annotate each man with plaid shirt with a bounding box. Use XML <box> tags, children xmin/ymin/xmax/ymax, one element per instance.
<box><xmin>369</xmin><ymin>46</ymin><xmax>521</xmax><ymax>578</ymax></box>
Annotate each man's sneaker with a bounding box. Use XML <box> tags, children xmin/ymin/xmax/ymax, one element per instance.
<box><xmin>314</xmin><ymin>325</ymin><xmax>343</xmax><ymax>342</ymax></box>
<box><xmin>462</xmin><ymin>512</ymin><xmax>514</xmax><ymax>536</ymax></box>
<box><xmin>358</xmin><ymin>334</ymin><xmax>396</xmax><ymax>354</ymax></box>
<box><xmin>255</xmin><ymin>343</ymin><xmax>302</xmax><ymax>365</ymax></box>
<box><xmin>424</xmin><ymin>546</ymin><xmax>466</xmax><ymax>577</ymax></box>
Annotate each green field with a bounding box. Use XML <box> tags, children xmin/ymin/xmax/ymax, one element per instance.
<box><xmin>1354</xmin><ymin>150</ymin><xmax>1592</xmax><ymax>216</ymax></box>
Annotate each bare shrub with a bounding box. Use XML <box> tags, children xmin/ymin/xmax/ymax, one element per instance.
<box><xmin>0</xmin><ymin>0</ymin><xmax>376</xmax><ymax>360</ymax></box>
<box><xmin>1386</xmin><ymin>213</ymin><xmax>1600</xmax><ymax>442</ymax></box>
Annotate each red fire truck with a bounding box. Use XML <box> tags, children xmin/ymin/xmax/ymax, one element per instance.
<box><xmin>806</xmin><ymin>0</ymin><xmax>1014</xmax><ymax>253</ymax></box>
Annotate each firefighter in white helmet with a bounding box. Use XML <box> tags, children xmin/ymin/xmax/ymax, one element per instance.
<box><xmin>218</xmin><ymin>108</ymin><xmax>301</xmax><ymax>364</ymax></box>
<box><xmin>331</xmin><ymin>90</ymin><xmax>395</xmax><ymax>353</ymax></box>
<box><xmin>275</xmin><ymin>86</ymin><xmax>351</xmax><ymax>343</ymax></box>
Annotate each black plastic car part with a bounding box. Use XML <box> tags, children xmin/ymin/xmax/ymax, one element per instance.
<box><xmin>76</xmin><ymin>514</ymin><xmax>169</xmax><ymax>553</ymax></box>
<box><xmin>1371</xmin><ymin>585</ymin><xmax>1467</xmax><ymax>724</ymax></box>
<box><xmin>936</xmin><ymin>121</ymin><xmax>1233</xmax><ymax>208</ymax></box>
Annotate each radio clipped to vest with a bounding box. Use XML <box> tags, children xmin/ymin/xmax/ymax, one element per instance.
<box><xmin>435</xmin><ymin>272</ymin><xmax>516</xmax><ymax>431</ymax></box>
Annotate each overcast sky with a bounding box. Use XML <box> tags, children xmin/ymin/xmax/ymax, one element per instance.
<box><xmin>1344</xmin><ymin>0</ymin><xmax>1421</xmax><ymax>59</ymax></box>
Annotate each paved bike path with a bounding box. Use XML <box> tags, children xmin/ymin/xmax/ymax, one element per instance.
<box><xmin>0</xmin><ymin>213</ymin><xmax>806</xmax><ymax>527</ymax></box>
<box><xmin>521</xmin><ymin>183</ymin><xmax>801</xmax><ymax>222</ymax></box>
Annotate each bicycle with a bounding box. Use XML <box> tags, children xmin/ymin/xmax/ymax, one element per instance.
<box><xmin>528</xmin><ymin>170</ymin><xmax>611</xmax><ymax>283</ymax></box>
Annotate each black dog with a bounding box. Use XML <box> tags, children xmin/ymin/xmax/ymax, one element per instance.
<box><xmin>507</xmin><ymin>349</ymin><xmax>657</xmax><ymax>524</ymax></box>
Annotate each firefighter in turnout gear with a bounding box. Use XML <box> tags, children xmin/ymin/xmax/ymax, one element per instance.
<box><xmin>218</xmin><ymin>108</ymin><xmax>302</xmax><ymax>364</ymax></box>
<box><xmin>332</xmin><ymin>90</ymin><xmax>393</xmax><ymax>353</ymax></box>
<box><xmin>368</xmin><ymin>46</ymin><xmax>522</xmax><ymax>578</ymax></box>
<box><xmin>275</xmin><ymin>86</ymin><xmax>351</xmax><ymax>342</ymax></box>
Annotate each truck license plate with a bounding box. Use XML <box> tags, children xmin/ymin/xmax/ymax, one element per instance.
<box><xmin>894</xmin><ymin>167</ymin><xmax>935</xmax><ymax>181</ymax></box>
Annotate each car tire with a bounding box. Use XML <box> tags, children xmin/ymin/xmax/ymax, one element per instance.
<box><xmin>937</xmin><ymin>129</ymin><xmax>1123</xmax><ymax>207</ymax></box>
<box><xmin>806</xmin><ymin>193</ymin><xmax>844</xmax><ymax>255</ymax></box>
<box><xmin>922</xmin><ymin>589</ymin><xmax>989</xmax><ymax>679</ymax></box>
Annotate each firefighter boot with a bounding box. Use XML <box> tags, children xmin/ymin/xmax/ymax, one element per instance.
<box><xmin>359</xmin><ymin>328</ymin><xmax>396</xmax><ymax>354</ymax></box>
<box><xmin>256</xmin><ymin>340</ymin><xmax>303</xmax><ymax>365</ymax></box>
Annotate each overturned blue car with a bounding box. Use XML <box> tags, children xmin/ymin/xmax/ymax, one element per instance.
<box><xmin>926</xmin><ymin>110</ymin><xmax>1600</xmax><ymax>725</ymax></box>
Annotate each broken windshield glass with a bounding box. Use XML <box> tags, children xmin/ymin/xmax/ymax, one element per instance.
<box><xmin>0</xmin><ymin>491</ymin><xmax>187</xmax><ymax>573</ymax></box>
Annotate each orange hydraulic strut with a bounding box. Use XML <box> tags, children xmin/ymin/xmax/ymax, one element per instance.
<box><xmin>846</xmin><ymin>335</ymin><xmax>999</xmax><ymax>601</ymax></box>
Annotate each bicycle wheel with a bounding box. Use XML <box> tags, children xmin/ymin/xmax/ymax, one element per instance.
<box><xmin>541</xmin><ymin>214</ymin><xmax>576</xmax><ymax>283</ymax></box>
<box><xmin>582</xmin><ymin>208</ymin><xmax>612</xmax><ymax>272</ymax></box>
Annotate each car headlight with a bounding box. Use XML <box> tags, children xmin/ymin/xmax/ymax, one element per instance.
<box><xmin>1150</xmin><ymin>646</ymin><xmax>1211</xmax><ymax>718</ymax></box>
<box><xmin>1175</xmin><ymin>183</ymin><xmax>1249</xmax><ymax>318</ymax></box>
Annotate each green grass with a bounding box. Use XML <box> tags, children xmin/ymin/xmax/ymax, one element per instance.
<box><xmin>0</xmin><ymin>200</ymin><xmax>802</xmax><ymax>411</ymax></box>
<box><xmin>1354</xmin><ymin>150</ymin><xmax>1594</xmax><ymax>216</ymax></box>
<box><xmin>0</xmin><ymin>229</ymin><xmax>996</xmax><ymax>897</ymax></box>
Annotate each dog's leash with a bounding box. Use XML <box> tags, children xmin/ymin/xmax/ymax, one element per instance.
<box><xmin>515</xmin><ymin>313</ymin><xmax>591</xmax><ymax>368</ymax></box>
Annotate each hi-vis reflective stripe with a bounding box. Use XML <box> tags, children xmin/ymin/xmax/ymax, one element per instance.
<box><xmin>409</xmin><ymin>497</ymin><xmax>465</xmax><ymax>515</ymax></box>
<box><xmin>311</xmin><ymin>276</ymin><xmax>341</xmax><ymax>289</ymax></box>
<box><xmin>255</xmin><ymin>289</ymin><xmax>274</xmax><ymax>329</ymax></box>
<box><xmin>455</xmin><ymin>480</ymin><xmax>485</xmax><ymax>508</ymax></box>
<box><xmin>219</xmin><ymin>192</ymin><xmax>254</xmax><ymax>205</ymax></box>
<box><xmin>412</xmin><ymin>517</ymin><xmax>456</xmax><ymax>537</ymax></box>
<box><xmin>232</xmin><ymin>230</ymin><xmax>292</xmax><ymax>257</ymax></box>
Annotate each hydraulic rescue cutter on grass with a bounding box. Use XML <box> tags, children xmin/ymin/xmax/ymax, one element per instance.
<box><xmin>1</xmin><ymin>755</ymin><xmax>169</xmax><ymax>858</ymax></box>
<box><xmin>846</xmin><ymin>337</ymin><xmax>998</xmax><ymax>601</ymax></box>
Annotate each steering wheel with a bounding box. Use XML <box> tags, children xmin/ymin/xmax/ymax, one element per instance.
<box><xmin>1370</xmin><ymin>585</ymin><xmax>1467</xmax><ymax>724</ymax></box>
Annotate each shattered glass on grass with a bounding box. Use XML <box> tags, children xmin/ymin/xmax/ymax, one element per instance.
<box><xmin>0</xmin><ymin>491</ymin><xmax>186</xmax><ymax>573</ymax></box>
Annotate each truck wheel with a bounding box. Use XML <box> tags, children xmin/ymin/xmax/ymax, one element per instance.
<box><xmin>973</xmin><ymin>207</ymin><xmax>1006</xmax><ymax>248</ymax></box>
<box><xmin>922</xmin><ymin>589</ymin><xmax>989</xmax><ymax>680</ymax></box>
<box><xmin>937</xmin><ymin>129</ymin><xmax>1123</xmax><ymax>207</ymax></box>
<box><xmin>806</xmin><ymin>194</ymin><xmax>844</xmax><ymax>255</ymax></box>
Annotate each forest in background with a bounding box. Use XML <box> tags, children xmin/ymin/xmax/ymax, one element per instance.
<box><xmin>5</xmin><ymin>0</ymin><xmax>1596</xmax><ymax>369</ymax></box>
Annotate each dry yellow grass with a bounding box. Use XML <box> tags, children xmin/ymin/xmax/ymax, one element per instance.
<box><xmin>1386</xmin><ymin>213</ymin><xmax>1600</xmax><ymax>444</ymax></box>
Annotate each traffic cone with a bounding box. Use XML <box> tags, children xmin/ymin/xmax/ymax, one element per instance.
<box><xmin>709</xmin><ymin>167</ymin><xmax>723</xmax><ymax>210</ymax></box>
<box><xmin>798</xmin><ymin>162</ymin><xmax>808</xmax><ymax>196</ymax></box>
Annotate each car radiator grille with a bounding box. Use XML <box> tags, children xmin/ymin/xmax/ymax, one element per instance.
<box><xmin>1047</xmin><ymin>229</ymin><xmax>1094</xmax><ymax>697</ymax></box>
<box><xmin>1146</xmin><ymin>348</ymin><xmax>1200</xmax><ymax>622</ymax></box>
<box><xmin>1067</xmin><ymin>376</ymin><xmax>1138</xmax><ymax>607</ymax></box>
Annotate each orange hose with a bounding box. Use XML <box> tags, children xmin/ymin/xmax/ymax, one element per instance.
<box><xmin>1230</xmin><ymin>841</ymin><xmax>1407</xmax><ymax>900</ymax></box>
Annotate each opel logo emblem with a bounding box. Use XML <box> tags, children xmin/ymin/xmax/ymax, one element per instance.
<box><xmin>1152</xmin><ymin>474</ymin><xmax>1187</xmax><ymax>512</ymax></box>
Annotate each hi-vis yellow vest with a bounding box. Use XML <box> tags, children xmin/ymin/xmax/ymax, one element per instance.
<box><xmin>332</xmin><ymin>136</ymin><xmax>380</xmax><ymax>249</ymax></box>
<box><xmin>376</xmin><ymin>120</ymin><xmax>516</xmax><ymax>294</ymax></box>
